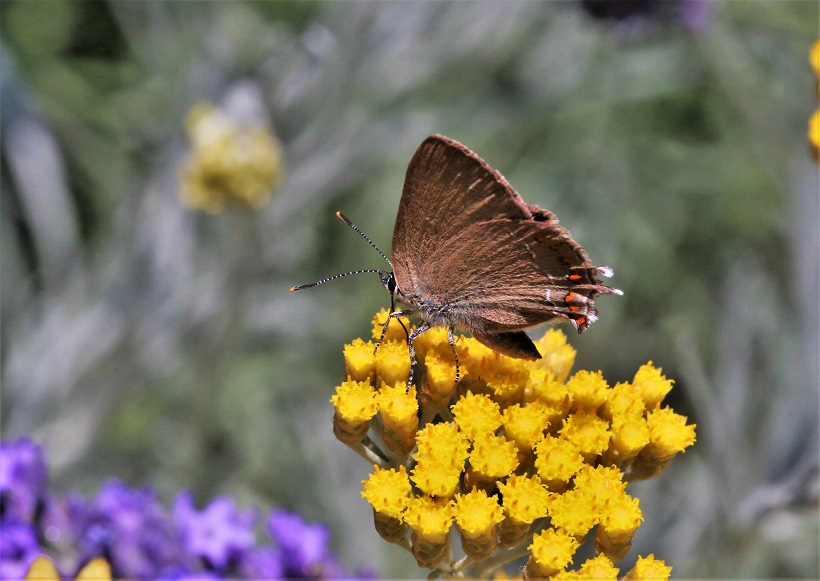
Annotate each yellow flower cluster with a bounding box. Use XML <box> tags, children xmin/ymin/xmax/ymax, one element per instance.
<box><xmin>179</xmin><ymin>102</ymin><xmax>283</xmax><ymax>213</ymax></box>
<box><xmin>810</xmin><ymin>40</ymin><xmax>820</xmax><ymax>161</ymax></box>
<box><xmin>336</xmin><ymin>310</ymin><xmax>695</xmax><ymax>577</ymax></box>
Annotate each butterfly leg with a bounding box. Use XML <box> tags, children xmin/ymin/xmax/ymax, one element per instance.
<box><xmin>447</xmin><ymin>326</ymin><xmax>460</xmax><ymax>384</ymax></box>
<box><xmin>406</xmin><ymin>321</ymin><xmax>432</xmax><ymax>390</ymax></box>
<box><xmin>374</xmin><ymin>309</ymin><xmax>414</xmax><ymax>355</ymax></box>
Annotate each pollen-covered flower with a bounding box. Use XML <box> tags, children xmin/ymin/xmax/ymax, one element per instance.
<box><xmin>374</xmin><ymin>341</ymin><xmax>412</xmax><ymax>387</ymax></box>
<box><xmin>595</xmin><ymin>492</ymin><xmax>643</xmax><ymax>561</ymax></box>
<box><xmin>179</xmin><ymin>102</ymin><xmax>283</xmax><ymax>213</ymax></box>
<box><xmin>361</xmin><ymin>465</ymin><xmax>412</xmax><ymax>542</ymax></box>
<box><xmin>525</xmin><ymin>528</ymin><xmax>579</xmax><ymax>579</ymax></box>
<box><xmin>601</xmin><ymin>382</ymin><xmax>646</xmax><ymax>421</ymax></box>
<box><xmin>451</xmin><ymin>392</ymin><xmax>503</xmax><ymax>441</ymax></box>
<box><xmin>371</xmin><ymin>308</ymin><xmax>411</xmax><ymax>343</ymax></box>
<box><xmin>632</xmin><ymin>407</ymin><xmax>696</xmax><ymax>479</ymax></box>
<box><xmin>624</xmin><ymin>554</ymin><xmax>673</xmax><ymax>580</ymax></box>
<box><xmin>576</xmin><ymin>553</ymin><xmax>619</xmax><ymax>580</ymax></box>
<box><xmin>532</xmin><ymin>329</ymin><xmax>577</xmax><ymax>383</ymax></box>
<box><xmin>403</xmin><ymin>496</ymin><xmax>453</xmax><ymax>568</ymax></box>
<box><xmin>561</xmin><ymin>410</ymin><xmax>611</xmax><ymax>462</ymax></box>
<box><xmin>376</xmin><ymin>383</ymin><xmax>419</xmax><ymax>457</ymax></box>
<box><xmin>548</xmin><ymin>488</ymin><xmax>600</xmax><ymax>541</ymax></box>
<box><xmin>497</xmin><ymin>475</ymin><xmax>551</xmax><ymax>547</ymax></box>
<box><xmin>534</xmin><ymin>435</ymin><xmax>585</xmax><ymax>491</ymax></box>
<box><xmin>330</xmin><ymin>378</ymin><xmax>378</xmax><ymax>446</ymax></box>
<box><xmin>454</xmin><ymin>488</ymin><xmax>505</xmax><ymax>561</ymax></box>
<box><xmin>502</xmin><ymin>403</ymin><xmax>551</xmax><ymax>460</ymax></box>
<box><xmin>631</xmin><ymin>361</ymin><xmax>674</xmax><ymax>408</ymax></box>
<box><xmin>466</xmin><ymin>433</ymin><xmax>520</xmax><ymax>491</ymax></box>
<box><xmin>567</xmin><ymin>370</ymin><xmax>610</xmax><ymax>412</ymax></box>
<box><xmin>343</xmin><ymin>338</ymin><xmax>377</xmax><ymax>382</ymax></box>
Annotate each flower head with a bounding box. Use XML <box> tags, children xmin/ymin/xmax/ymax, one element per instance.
<box><xmin>339</xmin><ymin>311</ymin><xmax>695</xmax><ymax>576</ymax></box>
<box><xmin>173</xmin><ymin>492</ymin><xmax>256</xmax><ymax>573</ymax></box>
<box><xmin>179</xmin><ymin>102</ymin><xmax>283</xmax><ymax>213</ymax></box>
<box><xmin>0</xmin><ymin>439</ymin><xmax>48</xmax><ymax>522</ymax></box>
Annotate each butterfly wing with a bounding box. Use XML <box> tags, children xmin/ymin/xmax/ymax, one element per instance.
<box><xmin>392</xmin><ymin>134</ymin><xmax>533</xmax><ymax>282</ymax></box>
<box><xmin>391</xmin><ymin>135</ymin><xmax>619</xmax><ymax>359</ymax></box>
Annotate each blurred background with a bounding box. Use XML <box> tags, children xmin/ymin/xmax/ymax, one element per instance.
<box><xmin>1</xmin><ymin>1</ymin><xmax>817</xmax><ymax>578</ymax></box>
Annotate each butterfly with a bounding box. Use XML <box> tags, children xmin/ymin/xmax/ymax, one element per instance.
<box><xmin>293</xmin><ymin>134</ymin><xmax>621</xmax><ymax>383</ymax></box>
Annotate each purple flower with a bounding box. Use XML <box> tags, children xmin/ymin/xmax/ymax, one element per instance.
<box><xmin>0</xmin><ymin>519</ymin><xmax>41</xmax><ymax>580</ymax></box>
<box><xmin>268</xmin><ymin>510</ymin><xmax>339</xmax><ymax>577</ymax></box>
<box><xmin>239</xmin><ymin>546</ymin><xmax>283</xmax><ymax>580</ymax></box>
<box><xmin>0</xmin><ymin>439</ymin><xmax>47</xmax><ymax>522</ymax></box>
<box><xmin>173</xmin><ymin>491</ymin><xmax>256</xmax><ymax>573</ymax></box>
<box><xmin>71</xmin><ymin>480</ymin><xmax>178</xmax><ymax>579</ymax></box>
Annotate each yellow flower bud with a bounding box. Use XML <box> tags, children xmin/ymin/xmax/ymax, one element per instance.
<box><xmin>577</xmin><ymin>553</ymin><xmax>619</xmax><ymax>580</ymax></box>
<box><xmin>452</xmin><ymin>392</ymin><xmax>503</xmax><ymax>441</ymax></box>
<box><xmin>376</xmin><ymin>382</ymin><xmax>419</xmax><ymax>458</ymax></box>
<box><xmin>454</xmin><ymin>488</ymin><xmax>504</xmax><ymax>561</ymax></box>
<box><xmin>534</xmin><ymin>435</ymin><xmax>584</xmax><ymax>491</ymax></box>
<box><xmin>371</xmin><ymin>308</ymin><xmax>410</xmax><ymax>343</ymax></box>
<box><xmin>404</xmin><ymin>496</ymin><xmax>454</xmax><ymax>568</ymax></box>
<box><xmin>548</xmin><ymin>488</ymin><xmax>600</xmax><ymax>541</ymax></box>
<box><xmin>567</xmin><ymin>370</ymin><xmax>610</xmax><ymax>412</ymax></box>
<box><xmin>632</xmin><ymin>361</ymin><xmax>673</xmax><ymax>408</ymax></box>
<box><xmin>531</xmin><ymin>329</ymin><xmax>576</xmax><ymax>383</ymax></box>
<box><xmin>561</xmin><ymin>411</ymin><xmax>610</xmax><ymax>462</ymax></box>
<box><xmin>624</xmin><ymin>554</ymin><xmax>672</xmax><ymax>581</ymax></box>
<box><xmin>343</xmin><ymin>338</ymin><xmax>377</xmax><ymax>382</ymax></box>
<box><xmin>525</xmin><ymin>528</ymin><xmax>579</xmax><ymax>579</ymax></box>
<box><xmin>330</xmin><ymin>378</ymin><xmax>377</xmax><ymax>445</ymax></box>
<box><xmin>595</xmin><ymin>492</ymin><xmax>643</xmax><ymax>561</ymax></box>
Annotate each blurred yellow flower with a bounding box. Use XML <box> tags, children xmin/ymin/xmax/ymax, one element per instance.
<box><xmin>179</xmin><ymin>102</ymin><xmax>283</xmax><ymax>213</ymax></box>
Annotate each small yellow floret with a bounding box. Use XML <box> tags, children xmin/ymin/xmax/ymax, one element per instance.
<box><xmin>371</xmin><ymin>309</ymin><xmax>410</xmax><ymax>343</ymax></box>
<box><xmin>573</xmin><ymin>465</ymin><xmax>626</xmax><ymax>506</ymax></box>
<box><xmin>469</xmin><ymin>434</ymin><xmax>520</xmax><ymax>479</ymax></box>
<box><xmin>561</xmin><ymin>411</ymin><xmax>610</xmax><ymax>460</ymax></box>
<box><xmin>600</xmin><ymin>492</ymin><xmax>643</xmax><ymax>541</ymax></box>
<box><xmin>532</xmin><ymin>329</ymin><xmax>576</xmax><ymax>382</ymax></box>
<box><xmin>376</xmin><ymin>382</ymin><xmax>418</xmax><ymax>428</ymax></box>
<box><xmin>343</xmin><ymin>338</ymin><xmax>377</xmax><ymax>382</ymax></box>
<box><xmin>624</xmin><ymin>554</ymin><xmax>672</xmax><ymax>581</ymax></box>
<box><xmin>361</xmin><ymin>465</ymin><xmax>412</xmax><ymax>518</ymax></box>
<box><xmin>527</xmin><ymin>528</ymin><xmax>579</xmax><ymax>576</ymax></box>
<box><xmin>527</xmin><ymin>369</ymin><xmax>572</xmax><ymax>414</ymax></box>
<box><xmin>374</xmin><ymin>340</ymin><xmax>411</xmax><ymax>386</ymax></box>
<box><xmin>413</xmin><ymin>325</ymin><xmax>453</xmax><ymax>360</ymax></box>
<box><xmin>415</xmin><ymin>422</ymin><xmax>470</xmax><ymax>464</ymax></box>
<box><xmin>376</xmin><ymin>382</ymin><xmax>419</xmax><ymax>456</ymax></box>
<box><xmin>411</xmin><ymin>459</ymin><xmax>463</xmax><ymax>498</ymax></box>
<box><xmin>403</xmin><ymin>495</ymin><xmax>454</xmax><ymax>540</ymax></box>
<box><xmin>452</xmin><ymin>393</ymin><xmax>503</xmax><ymax>440</ymax></box>
<box><xmin>534</xmin><ymin>435</ymin><xmax>585</xmax><ymax>488</ymax></box>
<box><xmin>502</xmin><ymin>403</ymin><xmax>550</xmax><ymax>453</ymax></box>
<box><xmin>567</xmin><ymin>370</ymin><xmax>609</xmax><ymax>412</ymax></box>
<box><xmin>498</xmin><ymin>474</ymin><xmax>551</xmax><ymax>523</ymax></box>
<box><xmin>608</xmin><ymin>415</ymin><xmax>650</xmax><ymax>461</ymax></box>
<box><xmin>811</xmin><ymin>40</ymin><xmax>820</xmax><ymax>76</ymax></box>
<box><xmin>601</xmin><ymin>382</ymin><xmax>646</xmax><ymax>421</ymax></box>
<box><xmin>454</xmin><ymin>488</ymin><xmax>504</xmax><ymax>537</ymax></box>
<box><xmin>644</xmin><ymin>407</ymin><xmax>697</xmax><ymax>461</ymax></box>
<box><xmin>632</xmin><ymin>362</ymin><xmax>673</xmax><ymax>408</ymax></box>
<box><xmin>423</xmin><ymin>352</ymin><xmax>458</xmax><ymax>405</ymax></box>
<box><xmin>548</xmin><ymin>488</ymin><xmax>600</xmax><ymax>538</ymax></box>
<box><xmin>577</xmin><ymin>553</ymin><xmax>619</xmax><ymax>580</ymax></box>
<box><xmin>330</xmin><ymin>378</ymin><xmax>377</xmax><ymax>424</ymax></box>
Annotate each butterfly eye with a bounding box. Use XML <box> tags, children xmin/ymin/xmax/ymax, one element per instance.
<box><xmin>382</xmin><ymin>272</ymin><xmax>398</xmax><ymax>294</ymax></box>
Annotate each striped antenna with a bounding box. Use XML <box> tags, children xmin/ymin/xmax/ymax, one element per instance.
<box><xmin>290</xmin><ymin>269</ymin><xmax>387</xmax><ymax>292</ymax></box>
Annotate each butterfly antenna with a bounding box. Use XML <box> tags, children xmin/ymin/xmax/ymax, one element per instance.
<box><xmin>336</xmin><ymin>212</ymin><xmax>392</xmax><ymax>267</ymax></box>
<box><xmin>290</xmin><ymin>269</ymin><xmax>388</xmax><ymax>292</ymax></box>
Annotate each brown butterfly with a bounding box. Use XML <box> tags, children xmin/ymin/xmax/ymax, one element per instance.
<box><xmin>293</xmin><ymin>134</ymin><xmax>621</xmax><ymax>382</ymax></box>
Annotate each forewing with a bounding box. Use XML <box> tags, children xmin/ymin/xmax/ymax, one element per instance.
<box><xmin>392</xmin><ymin>135</ymin><xmax>532</xmax><ymax>285</ymax></box>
